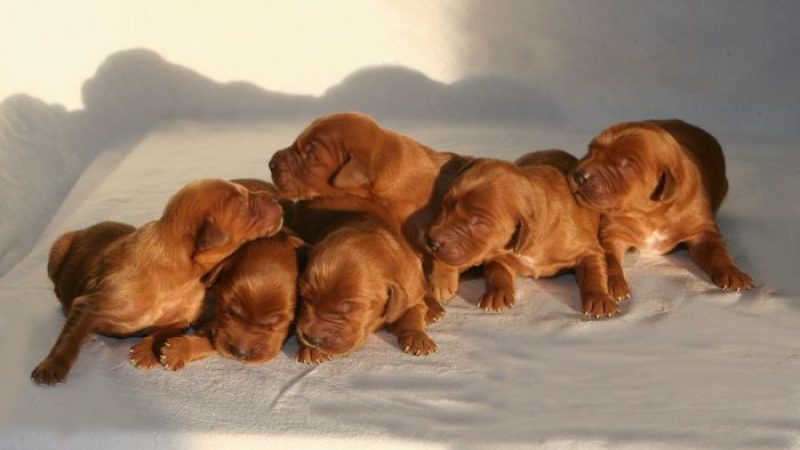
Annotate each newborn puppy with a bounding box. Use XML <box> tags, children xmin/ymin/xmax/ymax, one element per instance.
<box><xmin>269</xmin><ymin>112</ymin><xmax>472</xmax><ymax>304</ymax></box>
<box><xmin>32</xmin><ymin>179</ymin><xmax>283</xmax><ymax>384</ymax></box>
<box><xmin>159</xmin><ymin>231</ymin><xmax>302</xmax><ymax>370</ymax></box>
<box><xmin>289</xmin><ymin>196</ymin><xmax>435</xmax><ymax>364</ymax></box>
<box><xmin>427</xmin><ymin>150</ymin><xmax>619</xmax><ymax>317</ymax></box>
<box><xmin>569</xmin><ymin>120</ymin><xmax>753</xmax><ymax>300</ymax></box>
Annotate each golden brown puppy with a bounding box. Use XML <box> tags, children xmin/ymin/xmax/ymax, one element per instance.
<box><xmin>158</xmin><ymin>231</ymin><xmax>302</xmax><ymax>369</ymax></box>
<box><xmin>31</xmin><ymin>179</ymin><xmax>284</xmax><ymax>384</ymax></box>
<box><xmin>269</xmin><ymin>112</ymin><xmax>472</xmax><ymax>304</ymax></box>
<box><xmin>427</xmin><ymin>150</ymin><xmax>619</xmax><ymax>317</ymax></box>
<box><xmin>569</xmin><ymin>120</ymin><xmax>753</xmax><ymax>300</ymax></box>
<box><xmin>288</xmin><ymin>196</ymin><xmax>436</xmax><ymax>364</ymax></box>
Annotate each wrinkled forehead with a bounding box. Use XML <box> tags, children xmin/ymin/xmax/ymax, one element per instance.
<box><xmin>451</xmin><ymin>163</ymin><xmax>509</xmax><ymax>199</ymax></box>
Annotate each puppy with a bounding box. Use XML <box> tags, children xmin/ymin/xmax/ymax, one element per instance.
<box><xmin>158</xmin><ymin>231</ymin><xmax>302</xmax><ymax>369</ymax></box>
<box><xmin>269</xmin><ymin>112</ymin><xmax>472</xmax><ymax>304</ymax></box>
<box><xmin>288</xmin><ymin>196</ymin><xmax>436</xmax><ymax>364</ymax></box>
<box><xmin>31</xmin><ymin>179</ymin><xmax>283</xmax><ymax>384</ymax></box>
<box><xmin>569</xmin><ymin>120</ymin><xmax>753</xmax><ymax>300</ymax></box>
<box><xmin>427</xmin><ymin>150</ymin><xmax>619</xmax><ymax>317</ymax></box>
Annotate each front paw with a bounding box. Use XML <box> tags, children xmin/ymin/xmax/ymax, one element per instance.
<box><xmin>159</xmin><ymin>337</ymin><xmax>192</xmax><ymax>371</ymax></box>
<box><xmin>129</xmin><ymin>340</ymin><xmax>159</xmax><ymax>369</ymax></box>
<box><xmin>608</xmin><ymin>273</ymin><xmax>631</xmax><ymax>301</ymax></box>
<box><xmin>427</xmin><ymin>265</ymin><xmax>459</xmax><ymax>302</ymax></box>
<box><xmin>296</xmin><ymin>345</ymin><xmax>332</xmax><ymax>364</ymax></box>
<box><xmin>711</xmin><ymin>266</ymin><xmax>753</xmax><ymax>291</ymax></box>
<box><xmin>398</xmin><ymin>330</ymin><xmax>437</xmax><ymax>356</ymax></box>
<box><xmin>582</xmin><ymin>293</ymin><xmax>620</xmax><ymax>318</ymax></box>
<box><xmin>31</xmin><ymin>358</ymin><xmax>70</xmax><ymax>385</ymax></box>
<box><xmin>424</xmin><ymin>298</ymin><xmax>445</xmax><ymax>324</ymax></box>
<box><xmin>479</xmin><ymin>286</ymin><xmax>515</xmax><ymax>312</ymax></box>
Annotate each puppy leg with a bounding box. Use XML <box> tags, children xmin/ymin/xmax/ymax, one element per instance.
<box><xmin>424</xmin><ymin>297</ymin><xmax>445</xmax><ymax>324</ymax></box>
<box><xmin>688</xmin><ymin>231</ymin><xmax>753</xmax><ymax>291</ymax></box>
<box><xmin>576</xmin><ymin>254</ymin><xmax>620</xmax><ymax>318</ymax></box>
<box><xmin>31</xmin><ymin>295</ymin><xmax>97</xmax><ymax>385</ymax></box>
<box><xmin>479</xmin><ymin>261</ymin><xmax>516</xmax><ymax>312</ymax></box>
<box><xmin>159</xmin><ymin>335</ymin><xmax>215</xmax><ymax>371</ymax></box>
<box><xmin>427</xmin><ymin>260</ymin><xmax>460</xmax><ymax>302</ymax></box>
<box><xmin>602</xmin><ymin>235</ymin><xmax>632</xmax><ymax>302</ymax></box>
<box><xmin>130</xmin><ymin>323</ymin><xmax>190</xmax><ymax>370</ymax></box>
<box><xmin>389</xmin><ymin>304</ymin><xmax>437</xmax><ymax>356</ymax></box>
<box><xmin>296</xmin><ymin>344</ymin><xmax>333</xmax><ymax>364</ymax></box>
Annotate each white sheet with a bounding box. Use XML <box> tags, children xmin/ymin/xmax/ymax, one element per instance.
<box><xmin>1</xmin><ymin>114</ymin><xmax>799</xmax><ymax>449</ymax></box>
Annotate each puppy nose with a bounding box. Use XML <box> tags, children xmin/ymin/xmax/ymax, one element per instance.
<box><xmin>426</xmin><ymin>235</ymin><xmax>442</xmax><ymax>253</ymax></box>
<box><xmin>228</xmin><ymin>344</ymin><xmax>250</xmax><ymax>360</ymax></box>
<box><xmin>573</xmin><ymin>169</ymin><xmax>590</xmax><ymax>186</ymax></box>
<box><xmin>268</xmin><ymin>159</ymin><xmax>278</xmax><ymax>171</ymax></box>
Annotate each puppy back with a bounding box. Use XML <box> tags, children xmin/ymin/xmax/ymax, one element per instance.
<box><xmin>515</xmin><ymin>149</ymin><xmax>578</xmax><ymax>174</ymax></box>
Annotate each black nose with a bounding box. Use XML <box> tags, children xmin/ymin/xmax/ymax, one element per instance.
<box><xmin>268</xmin><ymin>159</ymin><xmax>278</xmax><ymax>171</ymax></box>
<box><xmin>426</xmin><ymin>235</ymin><xmax>442</xmax><ymax>253</ymax></box>
<box><xmin>228</xmin><ymin>344</ymin><xmax>250</xmax><ymax>360</ymax></box>
<box><xmin>301</xmin><ymin>332</ymin><xmax>324</xmax><ymax>348</ymax></box>
<box><xmin>573</xmin><ymin>169</ymin><xmax>589</xmax><ymax>186</ymax></box>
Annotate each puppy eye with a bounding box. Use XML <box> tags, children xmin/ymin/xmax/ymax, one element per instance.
<box><xmin>262</xmin><ymin>313</ymin><xmax>284</xmax><ymax>326</ymax></box>
<box><xmin>304</xmin><ymin>143</ymin><xmax>315</xmax><ymax>155</ymax></box>
<box><xmin>618</xmin><ymin>158</ymin><xmax>632</xmax><ymax>169</ymax></box>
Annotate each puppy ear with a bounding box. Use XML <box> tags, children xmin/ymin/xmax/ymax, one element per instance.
<box><xmin>195</xmin><ymin>217</ymin><xmax>230</xmax><ymax>254</ymax></box>
<box><xmin>382</xmin><ymin>284</ymin><xmax>410</xmax><ymax>323</ymax></box>
<box><xmin>201</xmin><ymin>259</ymin><xmax>229</xmax><ymax>288</ymax></box>
<box><xmin>650</xmin><ymin>170</ymin><xmax>677</xmax><ymax>202</ymax></box>
<box><xmin>504</xmin><ymin>219</ymin><xmax>530</xmax><ymax>253</ymax></box>
<box><xmin>330</xmin><ymin>154</ymin><xmax>369</xmax><ymax>189</ymax></box>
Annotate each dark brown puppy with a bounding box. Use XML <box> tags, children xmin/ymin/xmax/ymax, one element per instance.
<box><xmin>32</xmin><ymin>179</ymin><xmax>284</xmax><ymax>384</ymax></box>
<box><xmin>288</xmin><ymin>196</ymin><xmax>436</xmax><ymax>364</ymax></box>
<box><xmin>269</xmin><ymin>112</ymin><xmax>472</xmax><ymax>304</ymax></box>
<box><xmin>159</xmin><ymin>231</ymin><xmax>302</xmax><ymax>369</ymax></box>
<box><xmin>569</xmin><ymin>120</ymin><xmax>753</xmax><ymax>300</ymax></box>
<box><xmin>427</xmin><ymin>150</ymin><xmax>619</xmax><ymax>317</ymax></box>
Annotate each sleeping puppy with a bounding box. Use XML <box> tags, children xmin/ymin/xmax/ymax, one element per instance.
<box><xmin>288</xmin><ymin>196</ymin><xmax>436</xmax><ymax>364</ymax></box>
<box><xmin>569</xmin><ymin>120</ymin><xmax>753</xmax><ymax>300</ymax></box>
<box><xmin>31</xmin><ymin>179</ymin><xmax>283</xmax><ymax>384</ymax></box>
<box><xmin>158</xmin><ymin>231</ymin><xmax>302</xmax><ymax>369</ymax></box>
<box><xmin>268</xmin><ymin>112</ymin><xmax>472</xmax><ymax>304</ymax></box>
<box><xmin>427</xmin><ymin>150</ymin><xmax>620</xmax><ymax>317</ymax></box>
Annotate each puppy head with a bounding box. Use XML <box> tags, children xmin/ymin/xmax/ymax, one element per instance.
<box><xmin>205</xmin><ymin>235</ymin><xmax>301</xmax><ymax>363</ymax></box>
<box><xmin>427</xmin><ymin>160</ymin><xmax>532</xmax><ymax>266</ymax></box>
<box><xmin>569</xmin><ymin>122</ymin><xmax>680</xmax><ymax>212</ymax></box>
<box><xmin>161</xmin><ymin>179</ymin><xmax>284</xmax><ymax>269</ymax></box>
<box><xmin>268</xmin><ymin>112</ymin><xmax>386</xmax><ymax>199</ymax></box>
<box><xmin>296</xmin><ymin>225</ymin><xmax>422</xmax><ymax>356</ymax></box>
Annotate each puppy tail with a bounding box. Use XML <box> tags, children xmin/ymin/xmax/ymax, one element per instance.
<box><xmin>47</xmin><ymin>231</ymin><xmax>78</xmax><ymax>284</ymax></box>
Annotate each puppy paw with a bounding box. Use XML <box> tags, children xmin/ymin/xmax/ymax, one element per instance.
<box><xmin>582</xmin><ymin>293</ymin><xmax>621</xmax><ymax>319</ymax></box>
<box><xmin>424</xmin><ymin>298</ymin><xmax>446</xmax><ymax>324</ymax></box>
<box><xmin>31</xmin><ymin>358</ymin><xmax>69</xmax><ymax>385</ymax></box>
<box><xmin>296</xmin><ymin>345</ymin><xmax>332</xmax><ymax>364</ymax></box>
<box><xmin>398</xmin><ymin>330</ymin><xmax>437</xmax><ymax>356</ymax></box>
<box><xmin>129</xmin><ymin>340</ymin><xmax>159</xmax><ymax>370</ymax></box>
<box><xmin>711</xmin><ymin>266</ymin><xmax>754</xmax><ymax>291</ymax></box>
<box><xmin>608</xmin><ymin>273</ymin><xmax>631</xmax><ymax>301</ymax></box>
<box><xmin>479</xmin><ymin>286</ymin><xmax>516</xmax><ymax>312</ymax></box>
<box><xmin>159</xmin><ymin>338</ymin><xmax>192</xmax><ymax>371</ymax></box>
<box><xmin>428</xmin><ymin>265</ymin><xmax>459</xmax><ymax>302</ymax></box>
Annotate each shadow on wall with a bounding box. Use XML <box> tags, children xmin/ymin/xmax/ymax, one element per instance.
<box><xmin>0</xmin><ymin>48</ymin><xmax>560</xmax><ymax>275</ymax></box>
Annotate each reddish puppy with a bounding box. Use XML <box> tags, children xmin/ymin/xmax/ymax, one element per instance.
<box><xmin>569</xmin><ymin>120</ymin><xmax>753</xmax><ymax>300</ymax></box>
<box><xmin>427</xmin><ymin>150</ymin><xmax>619</xmax><ymax>317</ymax></box>
<box><xmin>32</xmin><ymin>179</ymin><xmax>283</xmax><ymax>384</ymax></box>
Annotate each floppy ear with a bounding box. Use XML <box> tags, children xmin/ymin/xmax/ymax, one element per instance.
<box><xmin>382</xmin><ymin>284</ymin><xmax>410</xmax><ymax>323</ymax></box>
<box><xmin>330</xmin><ymin>154</ymin><xmax>370</xmax><ymax>189</ymax></box>
<box><xmin>650</xmin><ymin>170</ymin><xmax>677</xmax><ymax>202</ymax></box>
<box><xmin>194</xmin><ymin>217</ymin><xmax>230</xmax><ymax>255</ymax></box>
<box><xmin>504</xmin><ymin>219</ymin><xmax>530</xmax><ymax>253</ymax></box>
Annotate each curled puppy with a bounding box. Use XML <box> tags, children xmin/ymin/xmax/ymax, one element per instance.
<box><xmin>569</xmin><ymin>120</ymin><xmax>753</xmax><ymax>300</ymax></box>
<box><xmin>427</xmin><ymin>150</ymin><xmax>619</xmax><ymax>317</ymax></box>
<box><xmin>268</xmin><ymin>112</ymin><xmax>472</xmax><ymax>304</ymax></box>
<box><xmin>31</xmin><ymin>179</ymin><xmax>283</xmax><ymax>384</ymax></box>
<box><xmin>159</xmin><ymin>231</ymin><xmax>302</xmax><ymax>370</ymax></box>
<box><xmin>289</xmin><ymin>197</ymin><xmax>436</xmax><ymax>364</ymax></box>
